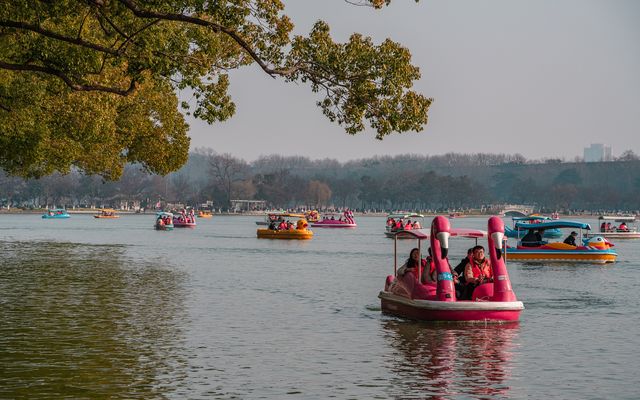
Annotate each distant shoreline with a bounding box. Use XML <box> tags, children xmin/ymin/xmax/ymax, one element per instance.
<box><xmin>0</xmin><ymin>209</ymin><xmax>600</xmax><ymax>219</ymax></box>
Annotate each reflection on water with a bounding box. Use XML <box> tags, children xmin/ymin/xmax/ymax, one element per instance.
<box><xmin>0</xmin><ymin>240</ymin><xmax>188</xmax><ymax>399</ymax></box>
<box><xmin>383</xmin><ymin>320</ymin><xmax>519</xmax><ymax>399</ymax></box>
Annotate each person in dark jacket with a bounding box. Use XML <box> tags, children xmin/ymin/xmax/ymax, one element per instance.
<box><xmin>521</xmin><ymin>230</ymin><xmax>542</xmax><ymax>247</ymax></box>
<box><xmin>563</xmin><ymin>231</ymin><xmax>578</xmax><ymax>246</ymax></box>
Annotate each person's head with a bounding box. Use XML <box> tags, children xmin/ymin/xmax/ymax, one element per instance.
<box><xmin>472</xmin><ymin>245</ymin><xmax>485</xmax><ymax>261</ymax></box>
<box><xmin>467</xmin><ymin>248</ymin><xmax>474</xmax><ymax>257</ymax></box>
<box><xmin>571</xmin><ymin>231</ymin><xmax>578</xmax><ymax>237</ymax></box>
<box><xmin>409</xmin><ymin>248</ymin><xmax>420</xmax><ymax>261</ymax></box>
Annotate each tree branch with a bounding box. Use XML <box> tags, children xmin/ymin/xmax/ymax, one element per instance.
<box><xmin>117</xmin><ymin>18</ymin><xmax>160</xmax><ymax>52</ymax></box>
<box><xmin>115</xmin><ymin>0</ymin><xmax>297</xmax><ymax>78</ymax></box>
<box><xmin>0</xmin><ymin>20</ymin><xmax>120</xmax><ymax>55</ymax></box>
<box><xmin>0</xmin><ymin>60</ymin><xmax>136</xmax><ymax>95</ymax></box>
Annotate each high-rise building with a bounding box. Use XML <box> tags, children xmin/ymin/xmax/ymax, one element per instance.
<box><xmin>584</xmin><ymin>143</ymin><xmax>612</xmax><ymax>162</ymax></box>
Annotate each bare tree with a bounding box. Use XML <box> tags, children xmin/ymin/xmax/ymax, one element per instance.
<box><xmin>209</xmin><ymin>153</ymin><xmax>249</xmax><ymax>208</ymax></box>
<box><xmin>306</xmin><ymin>180</ymin><xmax>332</xmax><ymax>208</ymax></box>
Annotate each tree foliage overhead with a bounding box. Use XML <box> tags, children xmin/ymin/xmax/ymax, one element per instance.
<box><xmin>0</xmin><ymin>0</ymin><xmax>431</xmax><ymax>179</ymax></box>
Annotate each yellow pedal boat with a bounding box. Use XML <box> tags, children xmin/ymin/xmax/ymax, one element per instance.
<box><xmin>198</xmin><ymin>210</ymin><xmax>213</xmax><ymax>218</ymax></box>
<box><xmin>257</xmin><ymin>219</ymin><xmax>313</xmax><ymax>240</ymax></box>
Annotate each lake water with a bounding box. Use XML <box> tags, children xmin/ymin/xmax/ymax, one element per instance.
<box><xmin>1</xmin><ymin>214</ymin><xmax>639</xmax><ymax>399</ymax></box>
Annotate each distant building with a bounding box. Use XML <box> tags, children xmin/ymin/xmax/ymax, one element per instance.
<box><xmin>584</xmin><ymin>143</ymin><xmax>612</xmax><ymax>162</ymax></box>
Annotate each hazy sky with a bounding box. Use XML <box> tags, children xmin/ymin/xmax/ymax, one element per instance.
<box><xmin>186</xmin><ymin>0</ymin><xmax>640</xmax><ymax>161</ymax></box>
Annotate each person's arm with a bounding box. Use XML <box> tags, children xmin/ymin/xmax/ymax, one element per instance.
<box><xmin>464</xmin><ymin>263</ymin><xmax>476</xmax><ymax>284</ymax></box>
<box><xmin>397</xmin><ymin>262</ymin><xmax>408</xmax><ymax>277</ymax></box>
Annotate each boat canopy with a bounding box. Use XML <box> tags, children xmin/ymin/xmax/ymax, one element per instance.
<box><xmin>386</xmin><ymin>213</ymin><xmax>425</xmax><ymax>219</ymax></box>
<box><xmin>512</xmin><ymin>216</ymin><xmax>551</xmax><ymax>221</ymax></box>
<box><xmin>156</xmin><ymin>212</ymin><xmax>173</xmax><ymax>217</ymax></box>
<box><xmin>392</xmin><ymin>228</ymin><xmax>487</xmax><ymax>240</ymax></box>
<box><xmin>267</xmin><ymin>212</ymin><xmax>305</xmax><ymax>218</ymax></box>
<box><xmin>514</xmin><ymin>220</ymin><xmax>591</xmax><ymax>231</ymax></box>
<box><xmin>598</xmin><ymin>216</ymin><xmax>636</xmax><ymax>222</ymax></box>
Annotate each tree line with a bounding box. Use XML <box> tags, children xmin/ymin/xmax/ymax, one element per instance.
<box><xmin>1</xmin><ymin>149</ymin><xmax>639</xmax><ymax>212</ymax></box>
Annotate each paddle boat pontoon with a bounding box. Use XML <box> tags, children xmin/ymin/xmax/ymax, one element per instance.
<box><xmin>384</xmin><ymin>213</ymin><xmax>425</xmax><ymax>238</ymax></box>
<box><xmin>155</xmin><ymin>212</ymin><xmax>174</xmax><ymax>230</ymax></box>
<box><xmin>310</xmin><ymin>210</ymin><xmax>356</xmax><ymax>228</ymax></box>
<box><xmin>257</xmin><ymin>218</ymin><xmax>313</xmax><ymax>240</ymax></box>
<box><xmin>505</xmin><ymin>215</ymin><xmax>562</xmax><ymax>239</ymax></box>
<box><xmin>42</xmin><ymin>208</ymin><xmax>70</xmax><ymax>219</ymax></box>
<box><xmin>506</xmin><ymin>220</ymin><xmax>617</xmax><ymax>263</ymax></box>
<box><xmin>93</xmin><ymin>208</ymin><xmax>119</xmax><ymax>219</ymax></box>
<box><xmin>587</xmin><ymin>216</ymin><xmax>640</xmax><ymax>239</ymax></box>
<box><xmin>379</xmin><ymin>216</ymin><xmax>524</xmax><ymax>322</ymax></box>
<box><xmin>255</xmin><ymin>211</ymin><xmax>305</xmax><ymax>226</ymax></box>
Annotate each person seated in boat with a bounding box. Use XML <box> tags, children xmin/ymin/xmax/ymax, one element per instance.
<box><xmin>453</xmin><ymin>248</ymin><xmax>473</xmax><ymax>298</ymax></box>
<box><xmin>600</xmin><ymin>222</ymin><xmax>607</xmax><ymax>233</ymax></box>
<box><xmin>330</xmin><ymin>215</ymin><xmax>335</xmax><ymax>220</ymax></box>
<box><xmin>405</xmin><ymin>220</ymin><xmax>413</xmax><ymax>230</ymax></box>
<box><xmin>461</xmin><ymin>245</ymin><xmax>493</xmax><ymax>300</ymax></box>
<box><xmin>419</xmin><ymin>248</ymin><xmax>436</xmax><ymax>283</ymax></box>
<box><xmin>420</xmin><ymin>248</ymin><xmax>458</xmax><ymax>285</ymax></box>
<box><xmin>277</xmin><ymin>220</ymin><xmax>287</xmax><ymax>230</ymax></box>
<box><xmin>287</xmin><ymin>221</ymin><xmax>294</xmax><ymax>230</ymax></box>
<box><xmin>563</xmin><ymin>231</ymin><xmax>578</xmax><ymax>246</ymax></box>
<box><xmin>413</xmin><ymin>221</ymin><xmax>421</xmax><ymax>229</ymax></box>
<box><xmin>618</xmin><ymin>222</ymin><xmax>629</xmax><ymax>232</ymax></box>
<box><xmin>397</xmin><ymin>248</ymin><xmax>428</xmax><ymax>278</ymax></box>
<box><xmin>606</xmin><ymin>222</ymin><xmax>613</xmax><ymax>232</ymax></box>
<box><xmin>387</xmin><ymin>217</ymin><xmax>395</xmax><ymax>227</ymax></box>
<box><xmin>454</xmin><ymin>248</ymin><xmax>473</xmax><ymax>284</ymax></box>
<box><xmin>520</xmin><ymin>229</ymin><xmax>541</xmax><ymax>247</ymax></box>
<box><xmin>268</xmin><ymin>221</ymin><xmax>277</xmax><ymax>230</ymax></box>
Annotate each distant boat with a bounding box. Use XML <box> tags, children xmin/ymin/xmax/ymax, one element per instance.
<box><xmin>587</xmin><ymin>216</ymin><xmax>640</xmax><ymax>239</ymax></box>
<box><xmin>310</xmin><ymin>210</ymin><xmax>356</xmax><ymax>228</ymax></box>
<box><xmin>42</xmin><ymin>209</ymin><xmax>70</xmax><ymax>219</ymax></box>
<box><xmin>94</xmin><ymin>209</ymin><xmax>119</xmax><ymax>219</ymax></box>
<box><xmin>155</xmin><ymin>212</ymin><xmax>174</xmax><ymax>230</ymax></box>
<box><xmin>198</xmin><ymin>210</ymin><xmax>213</xmax><ymax>218</ymax></box>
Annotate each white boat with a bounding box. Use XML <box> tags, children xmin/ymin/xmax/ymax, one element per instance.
<box><xmin>586</xmin><ymin>216</ymin><xmax>640</xmax><ymax>239</ymax></box>
<box><xmin>384</xmin><ymin>213</ymin><xmax>425</xmax><ymax>238</ymax></box>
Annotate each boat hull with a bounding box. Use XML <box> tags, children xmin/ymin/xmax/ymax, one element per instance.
<box><xmin>506</xmin><ymin>249</ymin><xmax>617</xmax><ymax>263</ymax></box>
<box><xmin>94</xmin><ymin>215</ymin><xmax>119</xmax><ymax>219</ymax></box>
<box><xmin>155</xmin><ymin>225</ymin><xmax>173</xmax><ymax>231</ymax></box>
<box><xmin>256</xmin><ymin>229</ymin><xmax>313</xmax><ymax>239</ymax></box>
<box><xmin>379</xmin><ymin>292</ymin><xmax>523</xmax><ymax>322</ymax></box>
<box><xmin>384</xmin><ymin>230</ymin><xmax>418</xmax><ymax>239</ymax></box>
<box><xmin>42</xmin><ymin>215</ymin><xmax>70</xmax><ymax>219</ymax></box>
<box><xmin>173</xmin><ymin>222</ymin><xmax>196</xmax><ymax>228</ymax></box>
<box><xmin>586</xmin><ymin>232</ymin><xmax>640</xmax><ymax>239</ymax></box>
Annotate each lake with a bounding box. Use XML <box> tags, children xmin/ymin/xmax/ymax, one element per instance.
<box><xmin>1</xmin><ymin>214</ymin><xmax>638</xmax><ymax>399</ymax></box>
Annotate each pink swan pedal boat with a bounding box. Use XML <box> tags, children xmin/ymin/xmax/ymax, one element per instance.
<box><xmin>173</xmin><ymin>213</ymin><xmax>197</xmax><ymax>228</ymax></box>
<box><xmin>379</xmin><ymin>216</ymin><xmax>524</xmax><ymax>322</ymax></box>
<box><xmin>310</xmin><ymin>210</ymin><xmax>356</xmax><ymax>228</ymax></box>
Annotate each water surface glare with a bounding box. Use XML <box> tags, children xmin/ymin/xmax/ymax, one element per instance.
<box><xmin>1</xmin><ymin>214</ymin><xmax>639</xmax><ymax>398</ymax></box>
